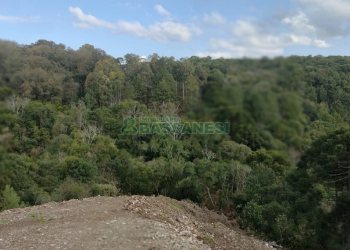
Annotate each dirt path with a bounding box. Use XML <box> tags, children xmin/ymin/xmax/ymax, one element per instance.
<box><xmin>0</xmin><ymin>196</ymin><xmax>276</xmax><ymax>250</ymax></box>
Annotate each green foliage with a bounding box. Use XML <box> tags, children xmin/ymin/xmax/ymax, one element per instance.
<box><xmin>85</xmin><ymin>57</ymin><xmax>126</xmax><ymax>108</ymax></box>
<box><xmin>60</xmin><ymin>156</ymin><xmax>98</xmax><ymax>182</ymax></box>
<box><xmin>22</xmin><ymin>185</ymin><xmax>51</xmax><ymax>205</ymax></box>
<box><xmin>241</xmin><ymin>201</ymin><xmax>265</xmax><ymax>231</ymax></box>
<box><xmin>0</xmin><ymin>40</ymin><xmax>350</xmax><ymax>249</ymax></box>
<box><xmin>91</xmin><ymin>183</ymin><xmax>119</xmax><ymax>197</ymax></box>
<box><xmin>0</xmin><ymin>185</ymin><xmax>23</xmax><ymax>210</ymax></box>
<box><xmin>52</xmin><ymin>178</ymin><xmax>89</xmax><ymax>201</ymax></box>
<box><xmin>29</xmin><ymin>212</ymin><xmax>46</xmax><ymax>223</ymax></box>
<box><xmin>218</xmin><ymin>140</ymin><xmax>252</xmax><ymax>161</ymax></box>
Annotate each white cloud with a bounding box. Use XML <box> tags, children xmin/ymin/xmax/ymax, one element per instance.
<box><xmin>283</xmin><ymin>11</ymin><xmax>316</xmax><ymax>34</ymax></box>
<box><xmin>0</xmin><ymin>15</ymin><xmax>39</xmax><ymax>23</ymax></box>
<box><xmin>295</xmin><ymin>0</ymin><xmax>350</xmax><ymax>38</ymax></box>
<box><xmin>232</xmin><ymin>20</ymin><xmax>257</xmax><ymax>36</ymax></box>
<box><xmin>287</xmin><ymin>34</ymin><xmax>329</xmax><ymax>47</ymax></box>
<box><xmin>114</xmin><ymin>20</ymin><xmax>192</xmax><ymax>42</ymax></box>
<box><xmin>203</xmin><ymin>12</ymin><xmax>226</xmax><ymax>25</ymax></box>
<box><xmin>197</xmin><ymin>39</ymin><xmax>284</xmax><ymax>59</ymax></box>
<box><xmin>148</xmin><ymin>21</ymin><xmax>192</xmax><ymax>42</ymax></box>
<box><xmin>68</xmin><ymin>7</ymin><xmax>114</xmax><ymax>29</ymax></box>
<box><xmin>68</xmin><ymin>2</ymin><xmax>338</xmax><ymax>58</ymax></box>
<box><xmin>154</xmin><ymin>4</ymin><xmax>171</xmax><ymax>19</ymax></box>
<box><xmin>313</xmin><ymin>39</ymin><xmax>329</xmax><ymax>48</ymax></box>
<box><xmin>116</xmin><ymin>21</ymin><xmax>146</xmax><ymax>37</ymax></box>
<box><xmin>197</xmin><ymin>20</ymin><xmax>328</xmax><ymax>58</ymax></box>
<box><xmin>198</xmin><ymin>21</ymin><xmax>285</xmax><ymax>58</ymax></box>
<box><xmin>68</xmin><ymin>6</ymin><xmax>198</xmax><ymax>42</ymax></box>
<box><xmin>196</xmin><ymin>0</ymin><xmax>347</xmax><ymax>58</ymax></box>
<box><xmin>231</xmin><ymin>21</ymin><xmax>285</xmax><ymax>50</ymax></box>
<box><xmin>282</xmin><ymin>12</ymin><xmax>329</xmax><ymax>48</ymax></box>
<box><xmin>298</xmin><ymin>0</ymin><xmax>350</xmax><ymax>19</ymax></box>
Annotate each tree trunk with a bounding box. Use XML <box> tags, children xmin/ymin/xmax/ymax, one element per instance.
<box><xmin>182</xmin><ymin>82</ymin><xmax>185</xmax><ymax>101</ymax></box>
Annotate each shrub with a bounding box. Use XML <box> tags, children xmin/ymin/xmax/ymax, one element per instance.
<box><xmin>52</xmin><ymin>178</ymin><xmax>89</xmax><ymax>201</ymax></box>
<box><xmin>91</xmin><ymin>183</ymin><xmax>119</xmax><ymax>196</ymax></box>
<box><xmin>22</xmin><ymin>186</ymin><xmax>51</xmax><ymax>205</ymax></box>
<box><xmin>60</xmin><ymin>156</ymin><xmax>97</xmax><ymax>182</ymax></box>
<box><xmin>0</xmin><ymin>185</ymin><xmax>23</xmax><ymax>210</ymax></box>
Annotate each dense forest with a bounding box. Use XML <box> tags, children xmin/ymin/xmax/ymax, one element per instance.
<box><xmin>0</xmin><ymin>39</ymin><xmax>349</xmax><ymax>249</ymax></box>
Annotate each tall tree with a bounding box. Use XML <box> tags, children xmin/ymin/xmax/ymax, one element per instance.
<box><xmin>85</xmin><ymin>57</ymin><xmax>125</xmax><ymax>108</ymax></box>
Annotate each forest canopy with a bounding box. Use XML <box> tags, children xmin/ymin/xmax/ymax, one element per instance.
<box><xmin>0</xmin><ymin>39</ymin><xmax>350</xmax><ymax>249</ymax></box>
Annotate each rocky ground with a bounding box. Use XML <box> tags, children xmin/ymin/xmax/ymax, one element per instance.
<box><xmin>0</xmin><ymin>195</ymin><xmax>280</xmax><ymax>250</ymax></box>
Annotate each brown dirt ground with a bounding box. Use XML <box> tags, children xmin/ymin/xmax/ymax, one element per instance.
<box><xmin>0</xmin><ymin>195</ymin><xmax>279</xmax><ymax>250</ymax></box>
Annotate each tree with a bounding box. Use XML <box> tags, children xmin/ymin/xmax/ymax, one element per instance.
<box><xmin>60</xmin><ymin>156</ymin><xmax>98</xmax><ymax>183</ymax></box>
<box><xmin>85</xmin><ymin>57</ymin><xmax>125</xmax><ymax>107</ymax></box>
<box><xmin>172</xmin><ymin>60</ymin><xmax>194</xmax><ymax>101</ymax></box>
<box><xmin>299</xmin><ymin>129</ymin><xmax>350</xmax><ymax>192</ymax></box>
<box><xmin>218</xmin><ymin>140</ymin><xmax>252</xmax><ymax>162</ymax></box>
<box><xmin>74</xmin><ymin>44</ymin><xmax>106</xmax><ymax>90</ymax></box>
<box><xmin>152</xmin><ymin>73</ymin><xmax>177</xmax><ymax>103</ymax></box>
<box><xmin>287</xmin><ymin>128</ymin><xmax>350</xmax><ymax>248</ymax></box>
<box><xmin>124</xmin><ymin>54</ymin><xmax>153</xmax><ymax>104</ymax></box>
<box><xmin>6</xmin><ymin>95</ymin><xmax>29</xmax><ymax>116</ymax></box>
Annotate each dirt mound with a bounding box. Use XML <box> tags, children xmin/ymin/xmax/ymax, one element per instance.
<box><xmin>0</xmin><ymin>196</ymin><xmax>278</xmax><ymax>250</ymax></box>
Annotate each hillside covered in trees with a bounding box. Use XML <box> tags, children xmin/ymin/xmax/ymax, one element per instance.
<box><xmin>0</xmin><ymin>39</ymin><xmax>349</xmax><ymax>249</ymax></box>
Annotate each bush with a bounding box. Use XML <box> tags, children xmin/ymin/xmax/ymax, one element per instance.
<box><xmin>52</xmin><ymin>178</ymin><xmax>89</xmax><ymax>201</ymax></box>
<box><xmin>241</xmin><ymin>201</ymin><xmax>265</xmax><ymax>232</ymax></box>
<box><xmin>91</xmin><ymin>183</ymin><xmax>120</xmax><ymax>196</ymax></box>
<box><xmin>22</xmin><ymin>186</ymin><xmax>51</xmax><ymax>205</ymax></box>
<box><xmin>60</xmin><ymin>156</ymin><xmax>97</xmax><ymax>182</ymax></box>
<box><xmin>0</xmin><ymin>185</ymin><xmax>23</xmax><ymax>210</ymax></box>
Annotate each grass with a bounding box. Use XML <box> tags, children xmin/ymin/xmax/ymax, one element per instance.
<box><xmin>169</xmin><ymin>199</ymin><xmax>185</xmax><ymax>211</ymax></box>
<box><xmin>0</xmin><ymin>218</ymin><xmax>8</xmax><ymax>225</ymax></box>
<box><xmin>199</xmin><ymin>234</ymin><xmax>215</xmax><ymax>246</ymax></box>
<box><xmin>29</xmin><ymin>212</ymin><xmax>46</xmax><ymax>223</ymax></box>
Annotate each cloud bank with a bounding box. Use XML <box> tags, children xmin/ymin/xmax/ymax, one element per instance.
<box><xmin>68</xmin><ymin>1</ymin><xmax>350</xmax><ymax>58</ymax></box>
<box><xmin>196</xmin><ymin>0</ymin><xmax>347</xmax><ymax>58</ymax></box>
<box><xmin>68</xmin><ymin>6</ymin><xmax>197</xmax><ymax>42</ymax></box>
<box><xmin>0</xmin><ymin>15</ymin><xmax>39</xmax><ymax>23</ymax></box>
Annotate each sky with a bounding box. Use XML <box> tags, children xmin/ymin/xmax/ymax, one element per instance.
<box><xmin>1</xmin><ymin>0</ymin><xmax>350</xmax><ymax>58</ymax></box>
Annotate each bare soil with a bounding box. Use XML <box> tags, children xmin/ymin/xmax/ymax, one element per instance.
<box><xmin>0</xmin><ymin>195</ymin><xmax>278</xmax><ymax>250</ymax></box>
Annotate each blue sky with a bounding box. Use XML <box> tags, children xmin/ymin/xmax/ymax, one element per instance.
<box><xmin>1</xmin><ymin>0</ymin><xmax>350</xmax><ymax>58</ymax></box>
